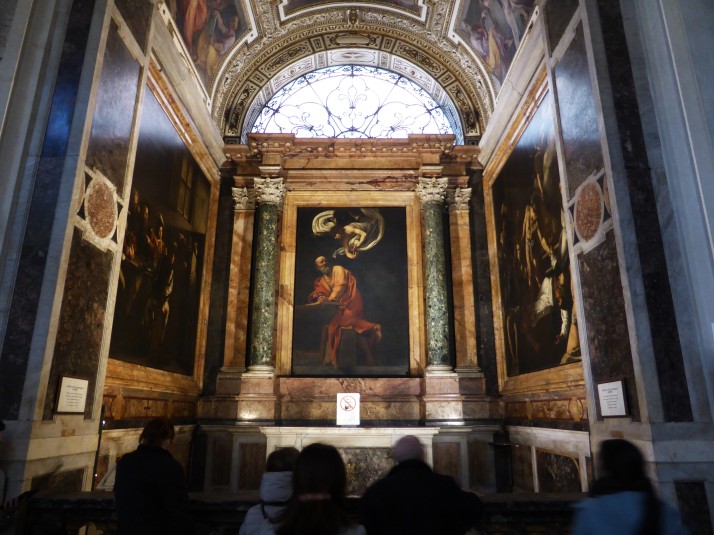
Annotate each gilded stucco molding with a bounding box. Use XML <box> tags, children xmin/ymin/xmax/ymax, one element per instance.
<box><xmin>211</xmin><ymin>7</ymin><xmax>492</xmax><ymax>141</ymax></box>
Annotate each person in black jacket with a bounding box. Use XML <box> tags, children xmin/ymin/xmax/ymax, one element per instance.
<box><xmin>114</xmin><ymin>418</ymin><xmax>192</xmax><ymax>535</ymax></box>
<box><xmin>360</xmin><ymin>435</ymin><xmax>482</xmax><ymax>535</ymax></box>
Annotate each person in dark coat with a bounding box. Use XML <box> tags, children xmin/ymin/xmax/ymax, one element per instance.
<box><xmin>114</xmin><ymin>418</ymin><xmax>193</xmax><ymax>535</ymax></box>
<box><xmin>360</xmin><ymin>435</ymin><xmax>482</xmax><ymax>535</ymax></box>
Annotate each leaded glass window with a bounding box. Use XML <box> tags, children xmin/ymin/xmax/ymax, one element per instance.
<box><xmin>250</xmin><ymin>65</ymin><xmax>460</xmax><ymax>141</ymax></box>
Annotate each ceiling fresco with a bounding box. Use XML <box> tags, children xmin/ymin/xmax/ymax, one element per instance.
<box><xmin>159</xmin><ymin>0</ymin><xmax>537</xmax><ymax>140</ymax></box>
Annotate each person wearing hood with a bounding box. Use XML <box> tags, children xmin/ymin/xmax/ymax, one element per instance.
<box><xmin>572</xmin><ymin>439</ymin><xmax>689</xmax><ymax>535</ymax></box>
<box><xmin>240</xmin><ymin>447</ymin><xmax>300</xmax><ymax>535</ymax></box>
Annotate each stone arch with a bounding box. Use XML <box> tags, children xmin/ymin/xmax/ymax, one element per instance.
<box><xmin>211</xmin><ymin>7</ymin><xmax>494</xmax><ymax>144</ymax></box>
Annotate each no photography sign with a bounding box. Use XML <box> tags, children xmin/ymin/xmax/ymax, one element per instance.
<box><xmin>336</xmin><ymin>393</ymin><xmax>360</xmax><ymax>426</ymax></box>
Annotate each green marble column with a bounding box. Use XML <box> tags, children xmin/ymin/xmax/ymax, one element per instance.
<box><xmin>417</xmin><ymin>176</ymin><xmax>451</xmax><ymax>370</ymax></box>
<box><xmin>248</xmin><ymin>177</ymin><xmax>284</xmax><ymax>373</ymax></box>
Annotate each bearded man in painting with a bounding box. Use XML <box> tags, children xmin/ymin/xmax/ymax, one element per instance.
<box><xmin>309</xmin><ymin>256</ymin><xmax>381</xmax><ymax>368</ymax></box>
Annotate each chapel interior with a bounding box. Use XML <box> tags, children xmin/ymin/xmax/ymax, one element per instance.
<box><xmin>0</xmin><ymin>0</ymin><xmax>713</xmax><ymax>532</ymax></box>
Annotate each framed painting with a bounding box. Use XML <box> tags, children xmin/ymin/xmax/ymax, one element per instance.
<box><xmin>108</xmin><ymin>78</ymin><xmax>212</xmax><ymax>379</ymax></box>
<box><xmin>276</xmin><ymin>191</ymin><xmax>425</xmax><ymax>376</ymax></box>
<box><xmin>484</xmin><ymin>72</ymin><xmax>583</xmax><ymax>394</ymax></box>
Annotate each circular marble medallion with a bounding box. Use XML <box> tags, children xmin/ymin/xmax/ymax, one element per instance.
<box><xmin>574</xmin><ymin>182</ymin><xmax>603</xmax><ymax>243</ymax></box>
<box><xmin>85</xmin><ymin>177</ymin><xmax>117</xmax><ymax>240</ymax></box>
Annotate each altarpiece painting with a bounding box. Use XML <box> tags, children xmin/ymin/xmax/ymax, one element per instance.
<box><xmin>291</xmin><ymin>206</ymin><xmax>410</xmax><ymax>376</ymax></box>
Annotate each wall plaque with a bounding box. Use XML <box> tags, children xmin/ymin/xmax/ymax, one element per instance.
<box><xmin>597</xmin><ymin>380</ymin><xmax>627</xmax><ymax>417</ymax></box>
<box><xmin>56</xmin><ymin>377</ymin><xmax>89</xmax><ymax>414</ymax></box>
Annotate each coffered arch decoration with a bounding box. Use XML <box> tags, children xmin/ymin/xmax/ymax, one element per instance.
<box><xmin>211</xmin><ymin>6</ymin><xmax>494</xmax><ymax>144</ymax></box>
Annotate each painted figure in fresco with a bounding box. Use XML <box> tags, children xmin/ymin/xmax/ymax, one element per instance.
<box><xmin>312</xmin><ymin>208</ymin><xmax>384</xmax><ymax>259</ymax></box>
<box><xmin>195</xmin><ymin>1</ymin><xmax>241</xmax><ymax>77</ymax></box>
<box><xmin>308</xmin><ymin>256</ymin><xmax>381</xmax><ymax>368</ymax></box>
<box><xmin>460</xmin><ymin>0</ymin><xmax>535</xmax><ymax>85</ymax></box>
<box><xmin>180</xmin><ymin>0</ymin><xmax>208</xmax><ymax>54</ymax></box>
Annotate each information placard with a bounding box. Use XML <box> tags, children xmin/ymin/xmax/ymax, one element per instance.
<box><xmin>336</xmin><ymin>393</ymin><xmax>360</xmax><ymax>426</ymax></box>
<box><xmin>597</xmin><ymin>380</ymin><xmax>627</xmax><ymax>417</ymax></box>
<box><xmin>56</xmin><ymin>376</ymin><xmax>89</xmax><ymax>414</ymax></box>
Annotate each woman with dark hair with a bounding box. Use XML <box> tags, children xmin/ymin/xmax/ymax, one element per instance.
<box><xmin>572</xmin><ymin>439</ymin><xmax>688</xmax><ymax>535</ymax></box>
<box><xmin>257</xmin><ymin>443</ymin><xmax>365</xmax><ymax>535</ymax></box>
<box><xmin>114</xmin><ymin>418</ymin><xmax>193</xmax><ymax>535</ymax></box>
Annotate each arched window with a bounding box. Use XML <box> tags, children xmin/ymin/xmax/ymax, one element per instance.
<box><xmin>250</xmin><ymin>65</ymin><xmax>461</xmax><ymax>142</ymax></box>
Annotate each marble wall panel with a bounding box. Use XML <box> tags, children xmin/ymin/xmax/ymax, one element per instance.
<box><xmin>536</xmin><ymin>449</ymin><xmax>581</xmax><ymax>493</ymax></box>
<box><xmin>114</xmin><ymin>0</ymin><xmax>153</xmax><ymax>52</ymax></box>
<box><xmin>0</xmin><ymin>0</ymin><xmax>95</xmax><ymax>420</ymax></box>
<box><xmin>0</xmin><ymin>0</ymin><xmax>18</xmax><ymax>59</ymax></box>
<box><xmin>544</xmin><ymin>0</ymin><xmax>578</xmax><ymax>53</ymax></box>
<box><xmin>596</xmin><ymin>0</ymin><xmax>691</xmax><ymax>422</ymax></box>
<box><xmin>43</xmin><ymin>230</ymin><xmax>113</xmax><ymax>419</ymax></box>
<box><xmin>553</xmin><ymin>24</ymin><xmax>603</xmax><ymax>196</ymax></box>
<box><xmin>31</xmin><ymin>467</ymin><xmax>85</xmax><ymax>493</ymax></box>
<box><xmin>85</xmin><ymin>23</ymin><xmax>141</xmax><ymax>192</ymax></box>
<box><xmin>511</xmin><ymin>444</ymin><xmax>534</xmax><ymax>493</ymax></box>
<box><xmin>675</xmin><ymin>481</ymin><xmax>713</xmax><ymax>535</ymax></box>
<box><xmin>468</xmin><ymin>440</ymin><xmax>494</xmax><ymax>490</ymax></box>
<box><xmin>337</xmin><ymin>447</ymin><xmax>393</xmax><ymax>496</ymax></box>
<box><xmin>433</xmin><ymin>442</ymin><xmax>461</xmax><ymax>482</ymax></box>
<box><xmin>578</xmin><ymin>233</ymin><xmax>639</xmax><ymax>420</ymax></box>
<box><xmin>211</xmin><ymin>434</ymin><xmax>232</xmax><ymax>487</ymax></box>
<box><xmin>239</xmin><ymin>442</ymin><xmax>266</xmax><ymax>490</ymax></box>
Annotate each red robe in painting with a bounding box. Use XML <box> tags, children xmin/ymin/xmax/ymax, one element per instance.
<box><xmin>308</xmin><ymin>265</ymin><xmax>378</xmax><ymax>366</ymax></box>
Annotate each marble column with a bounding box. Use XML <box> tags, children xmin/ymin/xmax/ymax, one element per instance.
<box><xmin>416</xmin><ymin>173</ymin><xmax>452</xmax><ymax>373</ymax></box>
<box><xmin>247</xmin><ymin>173</ymin><xmax>284</xmax><ymax>375</ymax></box>
<box><xmin>448</xmin><ymin>187</ymin><xmax>482</xmax><ymax>376</ymax></box>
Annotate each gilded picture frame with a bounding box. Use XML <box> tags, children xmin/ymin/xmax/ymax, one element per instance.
<box><xmin>276</xmin><ymin>191</ymin><xmax>426</xmax><ymax>376</ymax></box>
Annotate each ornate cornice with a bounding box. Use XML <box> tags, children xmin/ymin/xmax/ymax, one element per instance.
<box><xmin>416</xmin><ymin>176</ymin><xmax>448</xmax><ymax>206</ymax></box>
<box><xmin>253</xmin><ymin>177</ymin><xmax>284</xmax><ymax>206</ymax></box>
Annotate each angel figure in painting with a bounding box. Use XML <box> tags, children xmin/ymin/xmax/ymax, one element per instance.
<box><xmin>312</xmin><ymin>208</ymin><xmax>384</xmax><ymax>259</ymax></box>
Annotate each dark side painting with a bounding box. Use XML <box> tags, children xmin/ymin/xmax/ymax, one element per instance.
<box><xmin>109</xmin><ymin>88</ymin><xmax>210</xmax><ymax>375</ymax></box>
<box><xmin>491</xmin><ymin>91</ymin><xmax>580</xmax><ymax>377</ymax></box>
<box><xmin>291</xmin><ymin>207</ymin><xmax>410</xmax><ymax>376</ymax></box>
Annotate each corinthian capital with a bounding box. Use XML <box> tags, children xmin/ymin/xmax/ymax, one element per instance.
<box><xmin>232</xmin><ymin>187</ymin><xmax>255</xmax><ymax>211</ymax></box>
<box><xmin>448</xmin><ymin>187</ymin><xmax>472</xmax><ymax>211</ymax></box>
<box><xmin>253</xmin><ymin>177</ymin><xmax>284</xmax><ymax>206</ymax></box>
<box><xmin>416</xmin><ymin>177</ymin><xmax>448</xmax><ymax>206</ymax></box>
